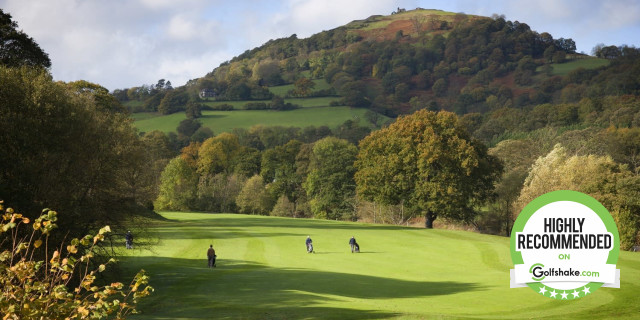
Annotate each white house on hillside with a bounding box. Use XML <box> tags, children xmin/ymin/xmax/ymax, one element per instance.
<box><xmin>199</xmin><ymin>88</ymin><xmax>217</xmax><ymax>99</ymax></box>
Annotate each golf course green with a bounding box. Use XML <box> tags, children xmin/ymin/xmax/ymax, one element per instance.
<box><xmin>122</xmin><ymin>212</ymin><xmax>640</xmax><ymax>319</ymax></box>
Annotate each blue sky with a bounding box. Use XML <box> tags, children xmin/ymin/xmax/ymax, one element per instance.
<box><xmin>1</xmin><ymin>0</ymin><xmax>638</xmax><ymax>90</ymax></box>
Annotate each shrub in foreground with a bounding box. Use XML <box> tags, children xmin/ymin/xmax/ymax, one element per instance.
<box><xmin>0</xmin><ymin>202</ymin><xmax>153</xmax><ymax>319</ymax></box>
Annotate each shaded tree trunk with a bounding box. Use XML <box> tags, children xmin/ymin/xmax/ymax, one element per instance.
<box><xmin>425</xmin><ymin>211</ymin><xmax>436</xmax><ymax>229</ymax></box>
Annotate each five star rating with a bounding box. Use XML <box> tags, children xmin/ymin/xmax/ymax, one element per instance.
<box><xmin>536</xmin><ymin>284</ymin><xmax>592</xmax><ymax>299</ymax></box>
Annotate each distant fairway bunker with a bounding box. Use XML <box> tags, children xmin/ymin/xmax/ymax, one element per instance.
<box><xmin>122</xmin><ymin>212</ymin><xmax>640</xmax><ymax>319</ymax></box>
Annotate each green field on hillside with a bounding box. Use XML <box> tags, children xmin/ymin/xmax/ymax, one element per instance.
<box><xmin>120</xmin><ymin>212</ymin><xmax>640</xmax><ymax>319</ymax></box>
<box><xmin>130</xmin><ymin>112</ymin><xmax>159</xmax><ymax>121</ymax></box>
<box><xmin>541</xmin><ymin>58</ymin><xmax>610</xmax><ymax>76</ymax></box>
<box><xmin>201</xmin><ymin>96</ymin><xmax>340</xmax><ymax>109</ymax></box>
<box><xmin>125</xmin><ymin>93</ymin><xmax>337</xmax><ymax>116</ymax></box>
<box><xmin>134</xmin><ymin>107</ymin><xmax>380</xmax><ymax>134</ymax></box>
<box><xmin>268</xmin><ymin>79</ymin><xmax>331</xmax><ymax>96</ymax></box>
<box><xmin>286</xmin><ymin>96</ymin><xmax>339</xmax><ymax>107</ymax></box>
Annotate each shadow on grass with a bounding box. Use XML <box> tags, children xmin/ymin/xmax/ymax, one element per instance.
<box><xmin>150</xmin><ymin>225</ymin><xmax>301</xmax><ymax>240</ymax></box>
<box><xmin>151</xmin><ymin>215</ymin><xmax>415</xmax><ymax>240</ymax></box>
<box><xmin>126</xmin><ymin>257</ymin><xmax>483</xmax><ymax>319</ymax></box>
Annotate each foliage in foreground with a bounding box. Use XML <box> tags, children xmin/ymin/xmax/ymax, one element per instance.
<box><xmin>0</xmin><ymin>202</ymin><xmax>152</xmax><ymax>319</ymax></box>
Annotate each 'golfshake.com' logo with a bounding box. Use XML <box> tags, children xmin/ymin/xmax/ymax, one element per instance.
<box><xmin>510</xmin><ymin>191</ymin><xmax>620</xmax><ymax>300</ymax></box>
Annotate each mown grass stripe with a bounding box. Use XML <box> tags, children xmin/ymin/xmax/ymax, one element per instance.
<box><xmin>121</xmin><ymin>212</ymin><xmax>640</xmax><ymax>319</ymax></box>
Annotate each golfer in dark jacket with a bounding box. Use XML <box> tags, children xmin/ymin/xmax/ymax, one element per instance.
<box><xmin>125</xmin><ymin>231</ymin><xmax>133</xmax><ymax>249</ymax></box>
<box><xmin>207</xmin><ymin>245</ymin><xmax>216</xmax><ymax>268</ymax></box>
<box><xmin>306</xmin><ymin>236</ymin><xmax>313</xmax><ymax>253</ymax></box>
<box><xmin>349</xmin><ymin>236</ymin><xmax>356</xmax><ymax>253</ymax></box>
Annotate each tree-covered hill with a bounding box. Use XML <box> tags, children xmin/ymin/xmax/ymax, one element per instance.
<box><xmin>114</xmin><ymin>8</ymin><xmax>639</xmax><ymax>249</ymax></box>
<box><xmin>118</xmin><ymin>8</ymin><xmax>638</xmax><ymax>142</ymax></box>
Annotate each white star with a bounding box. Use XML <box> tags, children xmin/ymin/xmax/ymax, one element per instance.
<box><xmin>561</xmin><ymin>291</ymin><xmax>569</xmax><ymax>299</ymax></box>
<box><xmin>582</xmin><ymin>286</ymin><xmax>591</xmax><ymax>295</ymax></box>
<box><xmin>549</xmin><ymin>290</ymin><xmax>558</xmax><ymax>298</ymax></box>
<box><xmin>539</xmin><ymin>286</ymin><xmax>548</xmax><ymax>295</ymax></box>
<box><xmin>572</xmin><ymin>290</ymin><xmax>580</xmax><ymax>298</ymax></box>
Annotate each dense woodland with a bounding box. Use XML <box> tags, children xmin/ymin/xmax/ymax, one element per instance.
<box><xmin>3</xmin><ymin>8</ymin><xmax>640</xmax><ymax>253</ymax></box>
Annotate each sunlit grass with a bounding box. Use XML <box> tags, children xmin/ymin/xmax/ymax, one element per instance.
<box><xmin>133</xmin><ymin>106</ymin><xmax>380</xmax><ymax>134</ymax></box>
<box><xmin>121</xmin><ymin>212</ymin><xmax>640</xmax><ymax>319</ymax></box>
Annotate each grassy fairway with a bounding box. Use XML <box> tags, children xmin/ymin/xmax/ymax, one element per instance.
<box><xmin>134</xmin><ymin>107</ymin><xmax>378</xmax><ymax>134</ymax></box>
<box><xmin>121</xmin><ymin>212</ymin><xmax>640</xmax><ymax>319</ymax></box>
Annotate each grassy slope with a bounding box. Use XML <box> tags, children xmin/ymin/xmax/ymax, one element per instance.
<box><xmin>122</xmin><ymin>212</ymin><xmax>640</xmax><ymax>319</ymax></box>
<box><xmin>356</xmin><ymin>9</ymin><xmax>457</xmax><ymax>31</ymax></box>
<box><xmin>268</xmin><ymin>79</ymin><xmax>332</xmax><ymax>96</ymax></box>
<box><xmin>550</xmin><ymin>58</ymin><xmax>610</xmax><ymax>75</ymax></box>
<box><xmin>201</xmin><ymin>96</ymin><xmax>340</xmax><ymax>109</ymax></box>
<box><xmin>134</xmin><ymin>107</ymin><xmax>378</xmax><ymax>134</ymax></box>
<box><xmin>537</xmin><ymin>57</ymin><xmax>610</xmax><ymax>76</ymax></box>
<box><xmin>130</xmin><ymin>112</ymin><xmax>159</xmax><ymax>121</ymax></box>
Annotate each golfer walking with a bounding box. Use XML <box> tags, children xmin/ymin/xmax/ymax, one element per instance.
<box><xmin>207</xmin><ymin>244</ymin><xmax>216</xmax><ymax>268</ymax></box>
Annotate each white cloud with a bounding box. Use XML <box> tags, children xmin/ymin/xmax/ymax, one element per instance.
<box><xmin>168</xmin><ymin>15</ymin><xmax>198</xmax><ymax>40</ymax></box>
<box><xmin>157</xmin><ymin>51</ymin><xmax>233</xmax><ymax>83</ymax></box>
<box><xmin>1</xmin><ymin>0</ymin><xmax>638</xmax><ymax>90</ymax></box>
<box><xmin>598</xmin><ymin>0</ymin><xmax>640</xmax><ymax>29</ymax></box>
<box><xmin>0</xmin><ymin>0</ymin><xmax>235</xmax><ymax>89</ymax></box>
<box><xmin>276</xmin><ymin>0</ymin><xmax>415</xmax><ymax>37</ymax></box>
<box><xmin>139</xmin><ymin>0</ymin><xmax>205</xmax><ymax>10</ymax></box>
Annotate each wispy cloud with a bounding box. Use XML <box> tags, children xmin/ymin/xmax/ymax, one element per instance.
<box><xmin>1</xmin><ymin>0</ymin><xmax>638</xmax><ymax>90</ymax></box>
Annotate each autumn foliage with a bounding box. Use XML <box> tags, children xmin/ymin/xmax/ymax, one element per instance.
<box><xmin>0</xmin><ymin>202</ymin><xmax>152</xmax><ymax>319</ymax></box>
<box><xmin>355</xmin><ymin>110</ymin><xmax>502</xmax><ymax>228</ymax></box>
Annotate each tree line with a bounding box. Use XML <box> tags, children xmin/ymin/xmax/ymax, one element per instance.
<box><xmin>152</xmin><ymin>105</ymin><xmax>640</xmax><ymax>250</ymax></box>
<box><xmin>153</xmin><ymin>110</ymin><xmax>503</xmax><ymax>230</ymax></box>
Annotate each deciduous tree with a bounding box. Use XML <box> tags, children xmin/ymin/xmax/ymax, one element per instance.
<box><xmin>0</xmin><ymin>9</ymin><xmax>51</xmax><ymax>68</ymax></box>
<box><xmin>236</xmin><ymin>175</ymin><xmax>274</xmax><ymax>215</ymax></box>
<box><xmin>261</xmin><ymin>140</ymin><xmax>304</xmax><ymax>215</ymax></box>
<box><xmin>197</xmin><ymin>133</ymin><xmax>242</xmax><ymax>175</ymax></box>
<box><xmin>155</xmin><ymin>157</ymin><xmax>198</xmax><ymax>210</ymax></box>
<box><xmin>355</xmin><ymin>110</ymin><xmax>502</xmax><ymax>228</ymax></box>
<box><xmin>0</xmin><ymin>66</ymin><xmax>153</xmax><ymax>236</ymax></box>
<box><xmin>304</xmin><ymin>137</ymin><xmax>358</xmax><ymax>220</ymax></box>
<box><xmin>514</xmin><ymin>144</ymin><xmax>640</xmax><ymax>249</ymax></box>
<box><xmin>293</xmin><ymin>77</ymin><xmax>315</xmax><ymax>97</ymax></box>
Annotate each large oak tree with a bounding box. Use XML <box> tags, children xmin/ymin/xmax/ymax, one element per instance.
<box><xmin>355</xmin><ymin>110</ymin><xmax>502</xmax><ymax>228</ymax></box>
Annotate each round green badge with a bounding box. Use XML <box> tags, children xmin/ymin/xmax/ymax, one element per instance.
<box><xmin>510</xmin><ymin>190</ymin><xmax>620</xmax><ymax>299</ymax></box>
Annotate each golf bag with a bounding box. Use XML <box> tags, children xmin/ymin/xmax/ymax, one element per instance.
<box><xmin>355</xmin><ymin>243</ymin><xmax>360</xmax><ymax>253</ymax></box>
<box><xmin>208</xmin><ymin>254</ymin><xmax>217</xmax><ymax>268</ymax></box>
